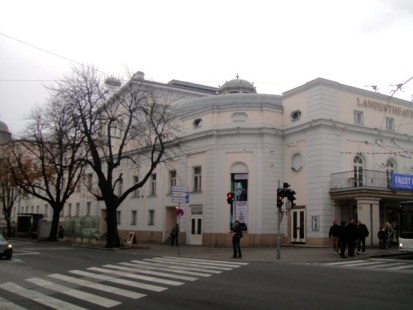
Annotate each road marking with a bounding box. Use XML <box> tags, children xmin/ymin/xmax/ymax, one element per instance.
<box><xmin>0</xmin><ymin>256</ymin><xmax>250</xmax><ymax>308</ymax></box>
<box><xmin>88</xmin><ymin>266</ymin><xmax>184</xmax><ymax>286</ymax></box>
<box><xmin>130</xmin><ymin>260</ymin><xmax>213</xmax><ymax>277</ymax></box>
<box><xmin>147</xmin><ymin>257</ymin><xmax>232</xmax><ymax>271</ymax></box>
<box><xmin>317</xmin><ymin>259</ymin><xmax>413</xmax><ymax>273</ymax></box>
<box><xmin>0</xmin><ymin>296</ymin><xmax>27</xmax><ymax>310</ymax></box>
<box><xmin>25</xmin><ymin>277</ymin><xmax>120</xmax><ymax>308</ymax></box>
<box><xmin>163</xmin><ymin>256</ymin><xmax>248</xmax><ymax>267</ymax></box>
<box><xmin>109</xmin><ymin>263</ymin><xmax>198</xmax><ymax>281</ymax></box>
<box><xmin>48</xmin><ymin>273</ymin><xmax>145</xmax><ymax>299</ymax></box>
<box><xmin>0</xmin><ymin>282</ymin><xmax>87</xmax><ymax>310</ymax></box>
<box><xmin>69</xmin><ymin>270</ymin><xmax>166</xmax><ymax>292</ymax></box>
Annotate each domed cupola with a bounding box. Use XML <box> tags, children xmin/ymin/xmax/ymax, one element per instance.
<box><xmin>0</xmin><ymin>119</ymin><xmax>12</xmax><ymax>145</ymax></box>
<box><xmin>219</xmin><ymin>74</ymin><xmax>256</xmax><ymax>94</ymax></box>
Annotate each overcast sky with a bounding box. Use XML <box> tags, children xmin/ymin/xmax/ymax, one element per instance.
<box><xmin>1</xmin><ymin>0</ymin><xmax>413</xmax><ymax>134</ymax></box>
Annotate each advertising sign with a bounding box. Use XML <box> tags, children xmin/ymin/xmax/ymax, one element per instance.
<box><xmin>392</xmin><ymin>173</ymin><xmax>413</xmax><ymax>191</ymax></box>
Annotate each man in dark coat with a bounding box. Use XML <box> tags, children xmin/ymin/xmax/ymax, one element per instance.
<box><xmin>231</xmin><ymin>220</ymin><xmax>243</xmax><ymax>259</ymax></box>
<box><xmin>346</xmin><ymin>218</ymin><xmax>358</xmax><ymax>257</ymax></box>
<box><xmin>356</xmin><ymin>219</ymin><xmax>369</xmax><ymax>254</ymax></box>
<box><xmin>170</xmin><ymin>223</ymin><xmax>179</xmax><ymax>247</ymax></box>
<box><xmin>329</xmin><ymin>220</ymin><xmax>340</xmax><ymax>254</ymax></box>
<box><xmin>338</xmin><ymin>220</ymin><xmax>347</xmax><ymax>258</ymax></box>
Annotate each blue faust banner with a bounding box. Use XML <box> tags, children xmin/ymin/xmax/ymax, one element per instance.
<box><xmin>392</xmin><ymin>173</ymin><xmax>413</xmax><ymax>191</ymax></box>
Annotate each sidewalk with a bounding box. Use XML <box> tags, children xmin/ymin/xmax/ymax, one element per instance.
<box><xmin>122</xmin><ymin>243</ymin><xmax>402</xmax><ymax>263</ymax></box>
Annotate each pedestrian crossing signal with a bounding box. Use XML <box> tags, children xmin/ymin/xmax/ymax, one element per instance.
<box><xmin>287</xmin><ymin>190</ymin><xmax>296</xmax><ymax>208</ymax></box>
<box><xmin>227</xmin><ymin>192</ymin><xmax>234</xmax><ymax>205</ymax></box>
<box><xmin>277</xmin><ymin>188</ymin><xmax>284</xmax><ymax>208</ymax></box>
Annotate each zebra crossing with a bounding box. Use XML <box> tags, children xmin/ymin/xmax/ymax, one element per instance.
<box><xmin>0</xmin><ymin>256</ymin><xmax>248</xmax><ymax>309</ymax></box>
<box><xmin>312</xmin><ymin>258</ymin><xmax>413</xmax><ymax>273</ymax></box>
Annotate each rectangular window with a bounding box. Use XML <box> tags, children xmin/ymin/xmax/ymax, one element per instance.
<box><xmin>386</xmin><ymin>117</ymin><xmax>395</xmax><ymax>131</ymax></box>
<box><xmin>131</xmin><ymin>210</ymin><xmax>137</xmax><ymax>225</ymax></box>
<box><xmin>353</xmin><ymin>110</ymin><xmax>364</xmax><ymax>125</ymax></box>
<box><xmin>68</xmin><ymin>203</ymin><xmax>72</xmax><ymax>217</ymax></box>
<box><xmin>169</xmin><ymin>170</ymin><xmax>177</xmax><ymax>192</ymax></box>
<box><xmin>44</xmin><ymin>204</ymin><xmax>48</xmax><ymax>218</ymax></box>
<box><xmin>87</xmin><ymin>173</ymin><xmax>93</xmax><ymax>189</ymax></box>
<box><xmin>150</xmin><ymin>174</ymin><xmax>157</xmax><ymax>196</ymax></box>
<box><xmin>148</xmin><ymin>210</ymin><xmax>155</xmax><ymax>225</ymax></box>
<box><xmin>193</xmin><ymin>166</ymin><xmax>202</xmax><ymax>192</ymax></box>
<box><xmin>133</xmin><ymin>176</ymin><xmax>139</xmax><ymax>197</ymax></box>
<box><xmin>76</xmin><ymin>203</ymin><xmax>80</xmax><ymax>217</ymax></box>
<box><xmin>118</xmin><ymin>177</ymin><xmax>123</xmax><ymax>196</ymax></box>
<box><xmin>117</xmin><ymin>211</ymin><xmax>121</xmax><ymax>225</ymax></box>
<box><xmin>86</xmin><ymin>202</ymin><xmax>91</xmax><ymax>216</ymax></box>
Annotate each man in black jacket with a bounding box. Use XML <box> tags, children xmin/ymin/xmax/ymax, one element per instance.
<box><xmin>346</xmin><ymin>219</ymin><xmax>358</xmax><ymax>257</ymax></box>
<box><xmin>338</xmin><ymin>220</ymin><xmax>347</xmax><ymax>258</ymax></box>
<box><xmin>356</xmin><ymin>219</ymin><xmax>369</xmax><ymax>254</ymax></box>
<box><xmin>329</xmin><ymin>220</ymin><xmax>340</xmax><ymax>254</ymax></box>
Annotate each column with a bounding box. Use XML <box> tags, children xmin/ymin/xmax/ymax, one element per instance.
<box><xmin>355</xmin><ymin>197</ymin><xmax>381</xmax><ymax>246</ymax></box>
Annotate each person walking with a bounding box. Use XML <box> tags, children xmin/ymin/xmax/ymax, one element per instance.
<box><xmin>231</xmin><ymin>220</ymin><xmax>243</xmax><ymax>259</ymax></box>
<box><xmin>329</xmin><ymin>220</ymin><xmax>340</xmax><ymax>254</ymax></box>
<box><xmin>377</xmin><ymin>227</ymin><xmax>386</xmax><ymax>249</ymax></box>
<box><xmin>384</xmin><ymin>222</ymin><xmax>394</xmax><ymax>249</ymax></box>
<box><xmin>338</xmin><ymin>220</ymin><xmax>347</xmax><ymax>258</ymax></box>
<box><xmin>356</xmin><ymin>219</ymin><xmax>369</xmax><ymax>254</ymax></box>
<box><xmin>346</xmin><ymin>218</ymin><xmax>358</xmax><ymax>257</ymax></box>
<box><xmin>58</xmin><ymin>226</ymin><xmax>64</xmax><ymax>239</ymax></box>
<box><xmin>170</xmin><ymin>223</ymin><xmax>179</xmax><ymax>247</ymax></box>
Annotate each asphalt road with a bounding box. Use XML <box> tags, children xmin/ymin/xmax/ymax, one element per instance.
<box><xmin>1</xmin><ymin>240</ymin><xmax>412</xmax><ymax>309</ymax></box>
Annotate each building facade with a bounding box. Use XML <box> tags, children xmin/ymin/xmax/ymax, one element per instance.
<box><xmin>10</xmin><ymin>75</ymin><xmax>413</xmax><ymax>247</ymax></box>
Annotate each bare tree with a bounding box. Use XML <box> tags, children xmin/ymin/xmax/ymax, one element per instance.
<box><xmin>53</xmin><ymin>65</ymin><xmax>179</xmax><ymax>248</ymax></box>
<box><xmin>0</xmin><ymin>146</ymin><xmax>21</xmax><ymax>237</ymax></box>
<box><xmin>8</xmin><ymin>99</ymin><xmax>86</xmax><ymax>241</ymax></box>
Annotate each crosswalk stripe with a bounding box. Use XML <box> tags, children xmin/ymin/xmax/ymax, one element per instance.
<box><xmin>129</xmin><ymin>260</ymin><xmax>213</xmax><ymax>277</ymax></box>
<box><xmin>368</xmin><ymin>262</ymin><xmax>408</xmax><ymax>268</ymax></box>
<box><xmin>0</xmin><ymin>282</ymin><xmax>87</xmax><ymax>310</ymax></box>
<box><xmin>0</xmin><ymin>256</ymin><xmax>250</xmax><ymax>308</ymax></box>
<box><xmin>148</xmin><ymin>257</ymin><xmax>232</xmax><ymax>271</ymax></box>
<box><xmin>391</xmin><ymin>264</ymin><xmax>413</xmax><ymax>270</ymax></box>
<box><xmin>88</xmin><ymin>266</ymin><xmax>184</xmax><ymax>286</ymax></box>
<box><xmin>69</xmin><ymin>270</ymin><xmax>166</xmax><ymax>292</ymax></box>
<box><xmin>48</xmin><ymin>273</ymin><xmax>145</xmax><ymax>299</ymax></box>
<box><xmin>325</xmin><ymin>261</ymin><xmax>386</xmax><ymax>267</ymax></box>
<box><xmin>25</xmin><ymin>278</ymin><xmax>120</xmax><ymax>308</ymax></box>
<box><xmin>0</xmin><ymin>296</ymin><xmax>27</xmax><ymax>310</ymax></box>
<box><xmin>163</xmin><ymin>256</ymin><xmax>248</xmax><ymax>267</ymax></box>
<box><xmin>109</xmin><ymin>263</ymin><xmax>198</xmax><ymax>281</ymax></box>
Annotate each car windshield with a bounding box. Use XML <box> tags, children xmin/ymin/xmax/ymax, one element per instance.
<box><xmin>0</xmin><ymin>234</ymin><xmax>6</xmax><ymax>242</ymax></box>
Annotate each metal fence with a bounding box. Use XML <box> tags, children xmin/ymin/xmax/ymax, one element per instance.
<box><xmin>330</xmin><ymin>170</ymin><xmax>390</xmax><ymax>190</ymax></box>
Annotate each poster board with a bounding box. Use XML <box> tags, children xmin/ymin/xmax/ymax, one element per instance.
<box><xmin>126</xmin><ymin>232</ymin><xmax>135</xmax><ymax>247</ymax></box>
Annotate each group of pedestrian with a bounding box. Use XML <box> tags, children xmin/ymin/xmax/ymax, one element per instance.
<box><xmin>377</xmin><ymin>221</ymin><xmax>394</xmax><ymax>249</ymax></box>
<box><xmin>329</xmin><ymin>218</ymin><xmax>369</xmax><ymax>258</ymax></box>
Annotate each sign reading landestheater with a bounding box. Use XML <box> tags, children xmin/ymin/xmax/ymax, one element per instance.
<box><xmin>392</xmin><ymin>173</ymin><xmax>413</xmax><ymax>191</ymax></box>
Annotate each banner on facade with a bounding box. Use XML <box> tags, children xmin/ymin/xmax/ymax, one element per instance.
<box><xmin>235</xmin><ymin>201</ymin><xmax>248</xmax><ymax>224</ymax></box>
<box><xmin>392</xmin><ymin>173</ymin><xmax>413</xmax><ymax>191</ymax></box>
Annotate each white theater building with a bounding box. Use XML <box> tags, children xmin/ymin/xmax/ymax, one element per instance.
<box><xmin>11</xmin><ymin>74</ymin><xmax>413</xmax><ymax>247</ymax></box>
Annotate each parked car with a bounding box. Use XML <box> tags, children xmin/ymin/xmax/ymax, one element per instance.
<box><xmin>0</xmin><ymin>233</ymin><xmax>13</xmax><ymax>260</ymax></box>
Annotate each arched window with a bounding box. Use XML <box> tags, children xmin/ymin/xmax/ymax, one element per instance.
<box><xmin>386</xmin><ymin>158</ymin><xmax>397</xmax><ymax>188</ymax></box>
<box><xmin>353</xmin><ymin>155</ymin><xmax>364</xmax><ymax>187</ymax></box>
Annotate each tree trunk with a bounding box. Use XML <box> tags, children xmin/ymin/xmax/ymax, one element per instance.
<box><xmin>47</xmin><ymin>207</ymin><xmax>62</xmax><ymax>242</ymax></box>
<box><xmin>106</xmin><ymin>205</ymin><xmax>121</xmax><ymax>248</ymax></box>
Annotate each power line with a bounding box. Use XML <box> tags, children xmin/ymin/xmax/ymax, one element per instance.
<box><xmin>0</xmin><ymin>32</ymin><xmax>83</xmax><ymax>66</ymax></box>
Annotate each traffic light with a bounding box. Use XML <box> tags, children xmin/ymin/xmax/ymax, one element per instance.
<box><xmin>227</xmin><ymin>192</ymin><xmax>234</xmax><ymax>205</ymax></box>
<box><xmin>277</xmin><ymin>188</ymin><xmax>284</xmax><ymax>208</ymax></box>
<box><xmin>287</xmin><ymin>190</ymin><xmax>296</xmax><ymax>208</ymax></box>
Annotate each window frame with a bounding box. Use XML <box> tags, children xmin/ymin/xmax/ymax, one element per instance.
<box><xmin>193</xmin><ymin>166</ymin><xmax>202</xmax><ymax>192</ymax></box>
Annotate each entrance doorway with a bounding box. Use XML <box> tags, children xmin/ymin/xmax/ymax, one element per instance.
<box><xmin>189</xmin><ymin>206</ymin><xmax>203</xmax><ymax>245</ymax></box>
<box><xmin>291</xmin><ymin>209</ymin><xmax>306</xmax><ymax>243</ymax></box>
